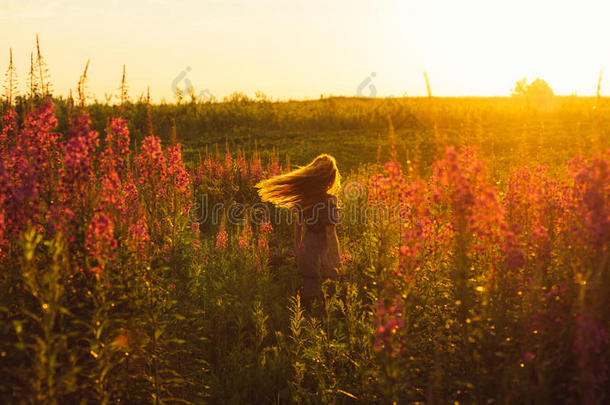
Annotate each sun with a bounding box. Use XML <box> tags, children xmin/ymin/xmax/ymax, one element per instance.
<box><xmin>391</xmin><ymin>0</ymin><xmax>607</xmax><ymax>96</ymax></box>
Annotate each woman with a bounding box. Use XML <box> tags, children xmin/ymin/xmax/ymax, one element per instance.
<box><xmin>256</xmin><ymin>154</ymin><xmax>341</xmax><ymax>304</ymax></box>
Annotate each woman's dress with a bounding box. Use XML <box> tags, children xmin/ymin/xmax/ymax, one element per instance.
<box><xmin>296</xmin><ymin>194</ymin><xmax>340</xmax><ymax>303</ymax></box>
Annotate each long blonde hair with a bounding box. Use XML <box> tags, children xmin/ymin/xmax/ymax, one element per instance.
<box><xmin>255</xmin><ymin>154</ymin><xmax>340</xmax><ymax>211</ymax></box>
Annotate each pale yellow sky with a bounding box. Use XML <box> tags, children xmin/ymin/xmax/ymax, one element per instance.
<box><xmin>1</xmin><ymin>0</ymin><xmax>609</xmax><ymax>102</ymax></box>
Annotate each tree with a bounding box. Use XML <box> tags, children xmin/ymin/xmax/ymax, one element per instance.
<box><xmin>512</xmin><ymin>77</ymin><xmax>554</xmax><ymax>97</ymax></box>
<box><xmin>512</xmin><ymin>78</ymin><xmax>528</xmax><ymax>97</ymax></box>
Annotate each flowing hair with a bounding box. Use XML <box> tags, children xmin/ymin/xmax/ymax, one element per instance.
<box><xmin>255</xmin><ymin>154</ymin><xmax>340</xmax><ymax>211</ymax></box>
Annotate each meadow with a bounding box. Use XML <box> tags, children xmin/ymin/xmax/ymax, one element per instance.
<box><xmin>0</xmin><ymin>68</ymin><xmax>609</xmax><ymax>404</ymax></box>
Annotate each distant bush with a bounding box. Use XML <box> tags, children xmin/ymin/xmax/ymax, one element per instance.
<box><xmin>512</xmin><ymin>77</ymin><xmax>554</xmax><ymax>97</ymax></box>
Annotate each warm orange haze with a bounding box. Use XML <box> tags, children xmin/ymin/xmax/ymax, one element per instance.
<box><xmin>1</xmin><ymin>1</ymin><xmax>609</xmax><ymax>404</ymax></box>
<box><xmin>2</xmin><ymin>0</ymin><xmax>610</xmax><ymax>100</ymax></box>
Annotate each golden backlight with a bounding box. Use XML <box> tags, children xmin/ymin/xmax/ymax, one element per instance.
<box><xmin>0</xmin><ymin>0</ymin><xmax>608</xmax><ymax>100</ymax></box>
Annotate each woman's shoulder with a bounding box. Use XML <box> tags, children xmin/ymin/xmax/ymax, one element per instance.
<box><xmin>303</xmin><ymin>194</ymin><xmax>339</xmax><ymax>228</ymax></box>
<box><xmin>325</xmin><ymin>194</ymin><xmax>338</xmax><ymax>205</ymax></box>
<box><xmin>308</xmin><ymin>194</ymin><xmax>337</xmax><ymax>210</ymax></box>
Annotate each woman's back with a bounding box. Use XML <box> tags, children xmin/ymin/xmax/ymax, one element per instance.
<box><xmin>297</xmin><ymin>194</ymin><xmax>340</xmax><ymax>302</ymax></box>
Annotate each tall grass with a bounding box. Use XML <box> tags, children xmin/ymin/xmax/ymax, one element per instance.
<box><xmin>0</xmin><ymin>50</ymin><xmax>609</xmax><ymax>403</ymax></box>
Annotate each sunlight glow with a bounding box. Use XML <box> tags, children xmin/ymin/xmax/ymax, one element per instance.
<box><xmin>0</xmin><ymin>0</ymin><xmax>608</xmax><ymax>100</ymax></box>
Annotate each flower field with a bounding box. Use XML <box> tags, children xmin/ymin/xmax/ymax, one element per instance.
<box><xmin>0</xmin><ymin>91</ymin><xmax>608</xmax><ymax>404</ymax></box>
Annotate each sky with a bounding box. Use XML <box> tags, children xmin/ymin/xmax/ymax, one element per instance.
<box><xmin>1</xmin><ymin>0</ymin><xmax>609</xmax><ymax>102</ymax></box>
